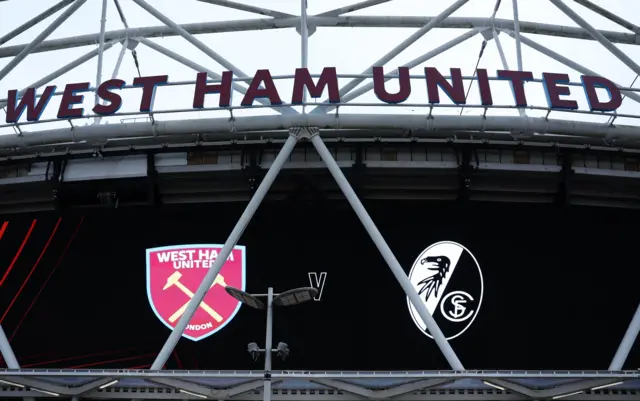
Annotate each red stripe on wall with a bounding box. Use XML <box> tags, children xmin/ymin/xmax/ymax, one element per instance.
<box><xmin>0</xmin><ymin>219</ymin><xmax>60</xmax><ymax>324</ymax></box>
<box><xmin>0</xmin><ymin>219</ymin><xmax>37</xmax><ymax>287</ymax></box>
<box><xmin>9</xmin><ymin>217</ymin><xmax>84</xmax><ymax>342</ymax></box>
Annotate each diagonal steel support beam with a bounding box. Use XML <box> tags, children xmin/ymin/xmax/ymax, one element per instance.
<box><xmin>3</xmin><ymin>17</ymin><xmax>640</xmax><ymax>59</ymax></box>
<box><xmin>0</xmin><ymin>326</ymin><xmax>19</xmax><ymax>370</ymax></box>
<box><xmin>314</xmin><ymin>377</ymin><xmax>451</xmax><ymax>399</ymax></box>
<box><xmin>95</xmin><ymin>0</ymin><xmax>109</xmax><ymax>107</ymax></box>
<box><xmin>149</xmin><ymin>378</ymin><xmax>214</xmax><ymax>398</ymax></box>
<box><xmin>131</xmin><ymin>0</ymin><xmax>248</xmax><ymax>76</ymax></box>
<box><xmin>311</xmin><ymin>0</ymin><xmax>469</xmax><ymax>114</ymax></box>
<box><xmin>487</xmin><ymin>379</ymin><xmax>538</xmax><ymax>398</ymax></box>
<box><xmin>196</xmin><ymin>0</ymin><xmax>294</xmax><ymax>18</ymax></box>
<box><xmin>150</xmin><ymin>132</ymin><xmax>300</xmax><ymax>370</ymax></box>
<box><xmin>73</xmin><ymin>377</ymin><xmax>119</xmax><ymax>395</ymax></box>
<box><xmin>138</xmin><ymin>38</ymin><xmax>291</xmax><ymax>115</ymax></box>
<box><xmin>0</xmin><ymin>0</ymin><xmax>76</xmax><ymax>46</ymax></box>
<box><xmin>0</xmin><ymin>0</ymin><xmax>87</xmax><ymax>82</ymax></box>
<box><xmin>549</xmin><ymin>0</ymin><xmax>640</xmax><ymax>78</ymax></box>
<box><xmin>226</xmin><ymin>379</ymin><xmax>283</xmax><ymax>398</ymax></box>
<box><xmin>309</xmin><ymin>131</ymin><xmax>464</xmax><ymax>370</ymax></box>
<box><xmin>377</xmin><ymin>378</ymin><xmax>452</xmax><ymax>398</ymax></box>
<box><xmin>573</xmin><ymin>0</ymin><xmax>640</xmax><ymax>34</ymax></box>
<box><xmin>0</xmin><ymin>326</ymin><xmax>35</xmax><ymax>401</ymax></box>
<box><xmin>326</xmin><ymin>28</ymin><xmax>480</xmax><ymax>108</ymax></box>
<box><xmin>539</xmin><ymin>378</ymin><xmax>626</xmax><ymax>399</ymax></box>
<box><xmin>512</xmin><ymin>0</ymin><xmax>523</xmax><ymax>72</ymax></box>
<box><xmin>132</xmin><ymin>0</ymin><xmax>297</xmax><ymax>115</ymax></box>
<box><xmin>316</xmin><ymin>0</ymin><xmax>393</xmax><ymax>17</ymax></box>
<box><xmin>0</xmin><ymin>40</ymin><xmax>119</xmax><ymax>109</ymax></box>
<box><xmin>610</xmin><ymin>302</ymin><xmax>640</xmax><ymax>370</ymax></box>
<box><xmin>502</xmin><ymin>30</ymin><xmax>640</xmax><ymax>106</ymax></box>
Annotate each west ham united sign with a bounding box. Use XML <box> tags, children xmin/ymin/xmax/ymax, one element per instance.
<box><xmin>146</xmin><ymin>244</ymin><xmax>246</xmax><ymax>341</ymax></box>
<box><xmin>407</xmin><ymin>241</ymin><xmax>483</xmax><ymax>340</ymax></box>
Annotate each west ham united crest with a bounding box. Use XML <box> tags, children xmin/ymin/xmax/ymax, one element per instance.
<box><xmin>146</xmin><ymin>244</ymin><xmax>246</xmax><ymax>341</ymax></box>
<box><xmin>407</xmin><ymin>241</ymin><xmax>483</xmax><ymax>340</ymax></box>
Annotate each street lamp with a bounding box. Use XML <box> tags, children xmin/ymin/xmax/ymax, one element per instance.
<box><xmin>225</xmin><ymin>286</ymin><xmax>318</xmax><ymax>401</ymax></box>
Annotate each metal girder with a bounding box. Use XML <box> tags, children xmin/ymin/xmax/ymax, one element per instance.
<box><xmin>136</xmin><ymin>37</ymin><xmax>294</xmax><ymax>116</ymax></box>
<box><xmin>147</xmin><ymin>378</ymin><xmax>214</xmax><ymax>398</ymax></box>
<box><xmin>196</xmin><ymin>0</ymin><xmax>294</xmax><ymax>18</ymax></box>
<box><xmin>485</xmin><ymin>379</ymin><xmax>537</xmax><ymax>398</ymax></box>
<box><xmin>0</xmin><ymin>371</ymin><xmax>636</xmax><ymax>400</ymax></box>
<box><xmin>315</xmin><ymin>0</ymin><xmax>393</xmax><ymax>17</ymax></box>
<box><xmin>311</xmin><ymin>0</ymin><xmax>470</xmax><ymax>114</ymax></box>
<box><xmin>227</xmin><ymin>379</ymin><xmax>282</xmax><ymax>398</ymax></box>
<box><xmin>0</xmin><ymin>0</ymin><xmax>87</xmax><ymax>81</ymax></box>
<box><xmin>539</xmin><ymin>378</ymin><xmax>628</xmax><ymax>399</ymax></box>
<box><xmin>321</xmin><ymin>28</ymin><xmax>482</xmax><ymax>108</ymax></box>
<box><xmin>1</xmin><ymin>16</ymin><xmax>639</xmax><ymax>59</ymax></box>
<box><xmin>0</xmin><ymin>370</ymin><xmax>638</xmax><ymax>379</ymax></box>
<box><xmin>0</xmin><ymin>39</ymin><xmax>119</xmax><ymax>109</ymax></box>
<box><xmin>0</xmin><ymin>0</ymin><xmax>76</xmax><ymax>46</ymax></box>
<box><xmin>2</xmin><ymin>114</ymin><xmax>640</xmax><ymax>150</ymax></box>
<box><xmin>549</xmin><ymin>0</ymin><xmax>640</xmax><ymax>78</ymax></box>
<box><xmin>500</xmin><ymin>30</ymin><xmax>640</xmax><ymax>106</ymax></box>
<box><xmin>610</xmin><ymin>302</ymin><xmax>640</xmax><ymax>370</ymax></box>
<box><xmin>312</xmin><ymin>378</ymin><xmax>452</xmax><ymax>399</ymax></box>
<box><xmin>573</xmin><ymin>0</ymin><xmax>640</xmax><ymax>34</ymax></box>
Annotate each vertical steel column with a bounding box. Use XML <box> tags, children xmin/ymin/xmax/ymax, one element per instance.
<box><xmin>309</xmin><ymin>133</ymin><xmax>464</xmax><ymax>371</ymax></box>
<box><xmin>511</xmin><ymin>0</ymin><xmax>523</xmax><ymax>72</ymax></box>
<box><xmin>0</xmin><ymin>0</ymin><xmax>87</xmax><ymax>82</ymax></box>
<box><xmin>95</xmin><ymin>38</ymin><xmax>129</xmax><ymax>125</ymax></box>
<box><xmin>300</xmin><ymin>0</ymin><xmax>309</xmax><ymax>114</ymax></box>
<box><xmin>264</xmin><ymin>288</ymin><xmax>274</xmax><ymax>401</ymax></box>
<box><xmin>609</xmin><ymin>302</ymin><xmax>640</xmax><ymax>370</ymax></box>
<box><xmin>150</xmin><ymin>134</ymin><xmax>299</xmax><ymax>370</ymax></box>
<box><xmin>95</xmin><ymin>0</ymin><xmax>108</xmax><ymax>107</ymax></box>
<box><xmin>511</xmin><ymin>0</ymin><xmax>526</xmax><ymax>117</ymax></box>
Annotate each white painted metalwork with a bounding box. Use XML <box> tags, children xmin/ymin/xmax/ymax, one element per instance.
<box><xmin>0</xmin><ymin>1</ymin><xmax>639</xmax><ymax>398</ymax></box>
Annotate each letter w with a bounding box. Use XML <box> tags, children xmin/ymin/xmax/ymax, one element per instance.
<box><xmin>5</xmin><ymin>86</ymin><xmax>57</xmax><ymax>123</ymax></box>
<box><xmin>308</xmin><ymin>272</ymin><xmax>327</xmax><ymax>301</ymax></box>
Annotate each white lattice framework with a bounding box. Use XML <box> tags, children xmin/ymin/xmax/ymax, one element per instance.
<box><xmin>0</xmin><ymin>1</ymin><xmax>639</xmax><ymax>400</ymax></box>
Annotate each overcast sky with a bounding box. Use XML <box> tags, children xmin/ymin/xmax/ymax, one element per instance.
<box><xmin>0</xmin><ymin>0</ymin><xmax>639</xmax><ymax>137</ymax></box>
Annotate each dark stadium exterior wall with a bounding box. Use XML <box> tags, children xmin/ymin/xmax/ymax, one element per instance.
<box><xmin>0</xmin><ymin>201</ymin><xmax>638</xmax><ymax>371</ymax></box>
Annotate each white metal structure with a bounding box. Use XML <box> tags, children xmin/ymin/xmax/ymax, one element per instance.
<box><xmin>0</xmin><ymin>0</ymin><xmax>639</xmax><ymax>400</ymax></box>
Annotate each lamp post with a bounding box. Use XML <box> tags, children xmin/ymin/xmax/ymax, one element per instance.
<box><xmin>225</xmin><ymin>286</ymin><xmax>318</xmax><ymax>401</ymax></box>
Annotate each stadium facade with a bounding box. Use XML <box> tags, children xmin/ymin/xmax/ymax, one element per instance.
<box><xmin>0</xmin><ymin>0</ymin><xmax>638</xmax><ymax>400</ymax></box>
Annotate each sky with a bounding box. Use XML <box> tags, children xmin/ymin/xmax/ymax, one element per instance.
<box><xmin>0</xmin><ymin>0</ymin><xmax>639</xmax><ymax>137</ymax></box>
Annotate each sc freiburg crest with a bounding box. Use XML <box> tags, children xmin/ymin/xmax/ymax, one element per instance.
<box><xmin>146</xmin><ymin>244</ymin><xmax>246</xmax><ymax>342</ymax></box>
<box><xmin>407</xmin><ymin>241</ymin><xmax>483</xmax><ymax>340</ymax></box>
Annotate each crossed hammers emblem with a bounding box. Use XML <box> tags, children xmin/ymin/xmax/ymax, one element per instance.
<box><xmin>163</xmin><ymin>271</ymin><xmax>227</xmax><ymax>324</ymax></box>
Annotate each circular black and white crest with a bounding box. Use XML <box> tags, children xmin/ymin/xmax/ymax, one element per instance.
<box><xmin>406</xmin><ymin>241</ymin><xmax>484</xmax><ymax>340</ymax></box>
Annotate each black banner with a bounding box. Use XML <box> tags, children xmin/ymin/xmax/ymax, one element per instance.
<box><xmin>0</xmin><ymin>201</ymin><xmax>638</xmax><ymax>371</ymax></box>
